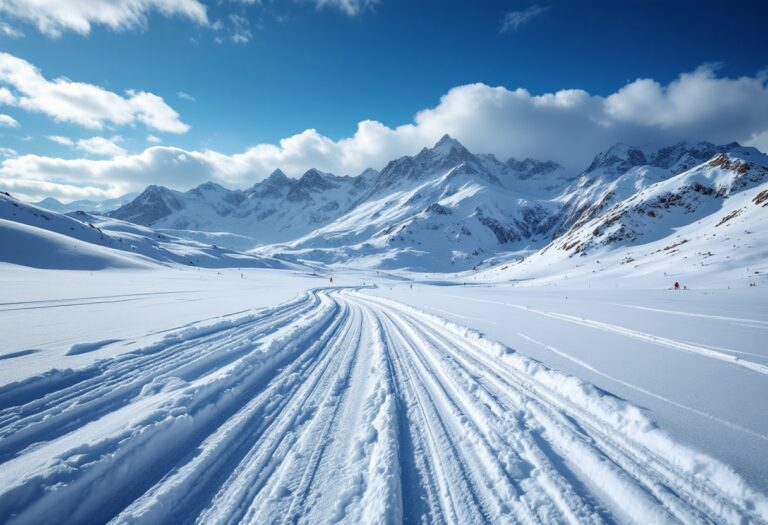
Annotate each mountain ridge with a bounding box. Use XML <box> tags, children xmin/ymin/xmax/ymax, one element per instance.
<box><xmin>15</xmin><ymin>136</ymin><xmax>761</xmax><ymax>272</ymax></box>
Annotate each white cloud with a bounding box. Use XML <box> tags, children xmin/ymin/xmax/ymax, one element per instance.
<box><xmin>500</xmin><ymin>4</ymin><xmax>549</xmax><ymax>33</ymax></box>
<box><xmin>3</xmin><ymin>66</ymin><xmax>768</xmax><ymax>202</ymax></box>
<box><xmin>0</xmin><ymin>147</ymin><xmax>17</xmax><ymax>157</ymax></box>
<box><xmin>76</xmin><ymin>136</ymin><xmax>127</xmax><ymax>157</ymax></box>
<box><xmin>146</xmin><ymin>134</ymin><xmax>162</xmax><ymax>144</ymax></box>
<box><xmin>0</xmin><ymin>113</ymin><xmax>19</xmax><ymax>127</ymax></box>
<box><xmin>48</xmin><ymin>134</ymin><xmax>126</xmax><ymax>156</ymax></box>
<box><xmin>47</xmin><ymin>135</ymin><xmax>74</xmax><ymax>146</ymax></box>
<box><xmin>0</xmin><ymin>21</ymin><xmax>24</xmax><ymax>38</ymax></box>
<box><xmin>229</xmin><ymin>13</ymin><xmax>251</xmax><ymax>44</ymax></box>
<box><xmin>0</xmin><ymin>52</ymin><xmax>189</xmax><ymax>133</ymax></box>
<box><xmin>313</xmin><ymin>0</ymin><xmax>378</xmax><ymax>16</ymax></box>
<box><xmin>176</xmin><ymin>91</ymin><xmax>195</xmax><ymax>101</ymax></box>
<box><xmin>0</xmin><ymin>87</ymin><xmax>16</xmax><ymax>104</ymax></box>
<box><xmin>0</xmin><ymin>0</ymin><xmax>207</xmax><ymax>38</ymax></box>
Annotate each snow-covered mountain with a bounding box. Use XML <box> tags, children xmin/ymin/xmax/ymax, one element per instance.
<box><xmin>259</xmin><ymin>136</ymin><xmax>564</xmax><ymax>270</ymax></box>
<box><xmin>109</xmin><ymin>169</ymin><xmax>375</xmax><ymax>247</ymax></box>
<box><xmin>0</xmin><ymin>192</ymin><xmax>290</xmax><ymax>270</ymax></box>
<box><xmin>551</xmin><ymin>141</ymin><xmax>742</xmax><ymax>237</ymax></box>
<box><xmin>478</xmin><ymin>147</ymin><xmax>768</xmax><ymax>287</ymax></box>
<box><xmin>257</xmin><ymin>137</ymin><xmax>753</xmax><ymax>271</ymax></box>
<box><xmin>38</xmin><ymin>136</ymin><xmax>763</xmax><ymax>273</ymax></box>
<box><xmin>557</xmin><ymin>147</ymin><xmax>768</xmax><ymax>254</ymax></box>
<box><xmin>34</xmin><ymin>193</ymin><xmax>139</xmax><ymax>214</ymax></box>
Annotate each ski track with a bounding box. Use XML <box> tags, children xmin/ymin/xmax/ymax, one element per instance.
<box><xmin>0</xmin><ymin>288</ymin><xmax>766</xmax><ymax>525</ymax></box>
<box><xmin>437</xmin><ymin>294</ymin><xmax>768</xmax><ymax>376</ymax></box>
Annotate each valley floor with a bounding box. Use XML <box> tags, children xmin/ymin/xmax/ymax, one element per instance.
<box><xmin>0</xmin><ymin>266</ymin><xmax>766</xmax><ymax>524</ymax></box>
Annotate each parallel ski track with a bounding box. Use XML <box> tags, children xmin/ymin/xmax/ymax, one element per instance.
<box><xmin>0</xmin><ymin>287</ymin><xmax>765</xmax><ymax>525</ymax></box>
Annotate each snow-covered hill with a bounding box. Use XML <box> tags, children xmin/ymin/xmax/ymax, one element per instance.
<box><xmin>0</xmin><ymin>192</ymin><xmax>290</xmax><ymax>270</ymax></box>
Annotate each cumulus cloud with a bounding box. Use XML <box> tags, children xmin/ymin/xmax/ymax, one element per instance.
<box><xmin>0</xmin><ymin>113</ymin><xmax>19</xmax><ymax>127</ymax></box>
<box><xmin>0</xmin><ymin>52</ymin><xmax>189</xmax><ymax>133</ymax></box>
<box><xmin>3</xmin><ymin>66</ymin><xmax>768</xmax><ymax>202</ymax></box>
<box><xmin>76</xmin><ymin>136</ymin><xmax>127</xmax><ymax>157</ymax></box>
<box><xmin>500</xmin><ymin>4</ymin><xmax>549</xmax><ymax>33</ymax></box>
<box><xmin>48</xmin><ymin>135</ymin><xmax>126</xmax><ymax>157</ymax></box>
<box><xmin>0</xmin><ymin>0</ymin><xmax>207</xmax><ymax>37</ymax></box>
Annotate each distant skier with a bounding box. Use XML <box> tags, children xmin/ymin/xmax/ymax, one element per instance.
<box><xmin>329</xmin><ymin>276</ymin><xmax>334</xmax><ymax>284</ymax></box>
<box><xmin>674</xmin><ymin>281</ymin><xmax>680</xmax><ymax>290</ymax></box>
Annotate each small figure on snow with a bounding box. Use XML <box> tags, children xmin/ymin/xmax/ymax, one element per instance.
<box><xmin>674</xmin><ymin>281</ymin><xmax>680</xmax><ymax>290</ymax></box>
<box><xmin>329</xmin><ymin>276</ymin><xmax>334</xmax><ymax>284</ymax></box>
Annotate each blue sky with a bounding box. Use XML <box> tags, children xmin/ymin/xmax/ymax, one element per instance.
<box><xmin>1</xmin><ymin>0</ymin><xmax>767</xmax><ymax>201</ymax></box>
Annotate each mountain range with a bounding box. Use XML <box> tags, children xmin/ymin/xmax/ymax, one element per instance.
<box><xmin>4</xmin><ymin>135</ymin><xmax>767</xmax><ymax>275</ymax></box>
<box><xmin>100</xmin><ymin>135</ymin><xmax>760</xmax><ymax>271</ymax></box>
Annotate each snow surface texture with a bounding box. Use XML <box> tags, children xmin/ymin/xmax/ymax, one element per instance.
<box><xmin>0</xmin><ymin>276</ymin><xmax>766</xmax><ymax>524</ymax></box>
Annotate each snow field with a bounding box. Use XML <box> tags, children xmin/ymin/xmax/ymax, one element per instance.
<box><xmin>1</xmin><ymin>287</ymin><xmax>765</xmax><ymax>524</ymax></box>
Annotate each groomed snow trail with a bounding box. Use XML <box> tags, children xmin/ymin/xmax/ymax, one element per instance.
<box><xmin>0</xmin><ymin>288</ymin><xmax>766</xmax><ymax>525</ymax></box>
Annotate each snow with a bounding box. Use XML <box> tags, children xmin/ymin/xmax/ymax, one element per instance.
<box><xmin>0</xmin><ymin>193</ymin><xmax>291</xmax><ymax>270</ymax></box>
<box><xmin>0</xmin><ymin>264</ymin><xmax>766</xmax><ymax>523</ymax></box>
<box><xmin>366</xmin><ymin>283</ymin><xmax>768</xmax><ymax>493</ymax></box>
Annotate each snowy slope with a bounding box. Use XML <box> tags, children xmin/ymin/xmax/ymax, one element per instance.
<box><xmin>0</xmin><ymin>192</ymin><xmax>290</xmax><ymax>270</ymax></box>
<box><xmin>551</xmin><ymin>141</ymin><xmax>741</xmax><ymax>237</ymax></box>
<box><xmin>478</xmin><ymin>148</ymin><xmax>768</xmax><ymax>288</ymax></box>
<box><xmin>0</xmin><ymin>281</ymin><xmax>766</xmax><ymax>524</ymax></box>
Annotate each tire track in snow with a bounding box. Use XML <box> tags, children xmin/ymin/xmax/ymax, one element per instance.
<box><xmin>0</xmin><ymin>288</ymin><xmax>765</xmax><ymax>525</ymax></box>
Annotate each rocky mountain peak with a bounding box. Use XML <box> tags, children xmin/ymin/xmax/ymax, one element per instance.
<box><xmin>585</xmin><ymin>143</ymin><xmax>649</xmax><ymax>175</ymax></box>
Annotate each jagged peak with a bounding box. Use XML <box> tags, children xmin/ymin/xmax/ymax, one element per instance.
<box><xmin>507</xmin><ymin>157</ymin><xmax>562</xmax><ymax>172</ymax></box>
<box><xmin>143</xmin><ymin>184</ymin><xmax>172</xmax><ymax>194</ymax></box>
<box><xmin>191</xmin><ymin>181</ymin><xmax>227</xmax><ymax>193</ymax></box>
<box><xmin>431</xmin><ymin>134</ymin><xmax>468</xmax><ymax>156</ymax></box>
<box><xmin>709</xmin><ymin>147</ymin><xmax>768</xmax><ymax>169</ymax></box>
<box><xmin>300</xmin><ymin>168</ymin><xmax>326</xmax><ymax>180</ymax></box>
<box><xmin>651</xmin><ymin>141</ymin><xmax>743</xmax><ymax>172</ymax></box>
<box><xmin>266</xmin><ymin>168</ymin><xmax>289</xmax><ymax>182</ymax></box>
<box><xmin>585</xmin><ymin>143</ymin><xmax>648</xmax><ymax>174</ymax></box>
